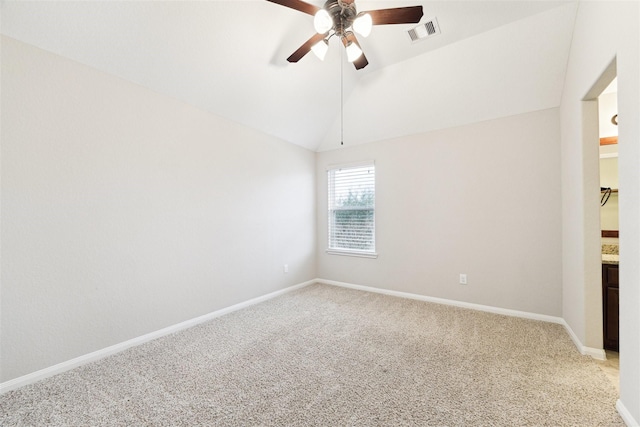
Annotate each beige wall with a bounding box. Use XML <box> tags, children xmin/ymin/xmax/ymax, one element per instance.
<box><xmin>600</xmin><ymin>157</ymin><xmax>619</xmax><ymax>190</ymax></box>
<box><xmin>317</xmin><ymin>108</ymin><xmax>563</xmax><ymax>316</ymax></box>
<box><xmin>600</xmin><ymin>193</ymin><xmax>619</xmax><ymax>232</ymax></box>
<box><xmin>598</xmin><ymin>90</ymin><xmax>619</xmax><ymax>233</ymax></box>
<box><xmin>598</xmin><ymin>91</ymin><xmax>619</xmax><ymax>138</ymax></box>
<box><xmin>560</xmin><ymin>1</ymin><xmax>640</xmax><ymax>423</ymax></box>
<box><xmin>600</xmin><ymin>157</ymin><xmax>619</xmax><ymax>231</ymax></box>
<box><xmin>0</xmin><ymin>37</ymin><xmax>317</xmax><ymax>382</ymax></box>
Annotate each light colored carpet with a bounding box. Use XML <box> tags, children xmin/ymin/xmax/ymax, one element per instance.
<box><xmin>0</xmin><ymin>283</ymin><xmax>623</xmax><ymax>426</ymax></box>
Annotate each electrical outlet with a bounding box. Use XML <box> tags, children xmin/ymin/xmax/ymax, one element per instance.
<box><xmin>284</xmin><ymin>264</ymin><xmax>289</xmax><ymax>273</ymax></box>
<box><xmin>459</xmin><ymin>274</ymin><xmax>467</xmax><ymax>285</ymax></box>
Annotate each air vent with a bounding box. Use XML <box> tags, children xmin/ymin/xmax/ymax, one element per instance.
<box><xmin>408</xmin><ymin>17</ymin><xmax>441</xmax><ymax>42</ymax></box>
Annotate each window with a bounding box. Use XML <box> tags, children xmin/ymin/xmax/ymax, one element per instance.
<box><xmin>327</xmin><ymin>163</ymin><xmax>376</xmax><ymax>257</ymax></box>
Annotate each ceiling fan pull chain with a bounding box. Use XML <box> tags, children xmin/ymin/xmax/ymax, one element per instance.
<box><xmin>341</xmin><ymin>45</ymin><xmax>344</xmax><ymax>146</ymax></box>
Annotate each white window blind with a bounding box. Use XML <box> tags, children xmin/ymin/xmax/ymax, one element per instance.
<box><xmin>327</xmin><ymin>163</ymin><xmax>375</xmax><ymax>255</ymax></box>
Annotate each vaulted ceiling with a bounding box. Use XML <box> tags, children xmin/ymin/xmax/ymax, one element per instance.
<box><xmin>1</xmin><ymin>1</ymin><xmax>578</xmax><ymax>151</ymax></box>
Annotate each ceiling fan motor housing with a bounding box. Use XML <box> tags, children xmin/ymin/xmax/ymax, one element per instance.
<box><xmin>324</xmin><ymin>0</ymin><xmax>357</xmax><ymax>37</ymax></box>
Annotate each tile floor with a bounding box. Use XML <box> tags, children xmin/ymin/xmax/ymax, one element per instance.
<box><xmin>597</xmin><ymin>350</ymin><xmax>620</xmax><ymax>393</ymax></box>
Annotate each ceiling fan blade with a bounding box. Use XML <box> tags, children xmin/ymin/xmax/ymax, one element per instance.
<box><xmin>287</xmin><ymin>33</ymin><xmax>327</xmax><ymax>63</ymax></box>
<box><xmin>342</xmin><ymin>33</ymin><xmax>369</xmax><ymax>70</ymax></box>
<box><xmin>266</xmin><ymin>0</ymin><xmax>320</xmax><ymax>16</ymax></box>
<box><xmin>367</xmin><ymin>6</ymin><xmax>424</xmax><ymax>25</ymax></box>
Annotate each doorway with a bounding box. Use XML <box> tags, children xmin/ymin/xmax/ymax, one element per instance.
<box><xmin>597</xmin><ymin>78</ymin><xmax>620</xmax><ymax>390</ymax></box>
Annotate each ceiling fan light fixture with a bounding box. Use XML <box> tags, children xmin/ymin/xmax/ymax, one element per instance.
<box><xmin>311</xmin><ymin>39</ymin><xmax>329</xmax><ymax>61</ymax></box>
<box><xmin>345</xmin><ymin>41</ymin><xmax>363</xmax><ymax>63</ymax></box>
<box><xmin>314</xmin><ymin>9</ymin><xmax>333</xmax><ymax>34</ymax></box>
<box><xmin>353</xmin><ymin>13</ymin><xmax>372</xmax><ymax>37</ymax></box>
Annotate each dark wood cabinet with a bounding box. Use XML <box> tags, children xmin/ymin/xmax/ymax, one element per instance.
<box><xmin>602</xmin><ymin>263</ymin><xmax>619</xmax><ymax>351</ymax></box>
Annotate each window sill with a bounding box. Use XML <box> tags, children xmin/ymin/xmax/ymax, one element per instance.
<box><xmin>326</xmin><ymin>249</ymin><xmax>378</xmax><ymax>259</ymax></box>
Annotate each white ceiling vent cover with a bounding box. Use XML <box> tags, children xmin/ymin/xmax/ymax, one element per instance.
<box><xmin>408</xmin><ymin>17</ymin><xmax>441</xmax><ymax>42</ymax></box>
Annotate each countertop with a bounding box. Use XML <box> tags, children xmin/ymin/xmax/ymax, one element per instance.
<box><xmin>602</xmin><ymin>244</ymin><xmax>619</xmax><ymax>265</ymax></box>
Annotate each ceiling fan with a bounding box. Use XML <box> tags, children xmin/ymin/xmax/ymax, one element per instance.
<box><xmin>267</xmin><ymin>0</ymin><xmax>424</xmax><ymax>70</ymax></box>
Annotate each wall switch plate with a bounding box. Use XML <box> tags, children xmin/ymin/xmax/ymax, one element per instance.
<box><xmin>459</xmin><ymin>274</ymin><xmax>467</xmax><ymax>285</ymax></box>
<box><xmin>284</xmin><ymin>264</ymin><xmax>289</xmax><ymax>273</ymax></box>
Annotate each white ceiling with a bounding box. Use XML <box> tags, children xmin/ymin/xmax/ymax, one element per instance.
<box><xmin>1</xmin><ymin>0</ymin><xmax>578</xmax><ymax>151</ymax></box>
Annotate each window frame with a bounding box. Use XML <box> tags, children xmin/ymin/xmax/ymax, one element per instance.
<box><xmin>326</xmin><ymin>161</ymin><xmax>377</xmax><ymax>259</ymax></box>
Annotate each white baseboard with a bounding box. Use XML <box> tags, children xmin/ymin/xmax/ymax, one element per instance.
<box><xmin>0</xmin><ymin>279</ymin><xmax>315</xmax><ymax>395</ymax></box>
<box><xmin>0</xmin><ymin>278</ymin><xmax>610</xmax><ymax>394</ymax></box>
<box><xmin>318</xmin><ymin>279</ymin><xmax>609</xmax><ymax>360</ymax></box>
<box><xmin>617</xmin><ymin>399</ymin><xmax>640</xmax><ymax>427</ymax></box>
<box><xmin>560</xmin><ymin>319</ymin><xmax>606</xmax><ymax>360</ymax></box>
<box><xmin>317</xmin><ymin>278</ymin><xmax>565</xmax><ymax>324</ymax></box>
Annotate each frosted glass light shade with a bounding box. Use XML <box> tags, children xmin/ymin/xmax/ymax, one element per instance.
<box><xmin>353</xmin><ymin>13</ymin><xmax>372</xmax><ymax>37</ymax></box>
<box><xmin>314</xmin><ymin>9</ymin><xmax>333</xmax><ymax>34</ymax></box>
<box><xmin>345</xmin><ymin>42</ymin><xmax>363</xmax><ymax>63</ymax></box>
<box><xmin>311</xmin><ymin>39</ymin><xmax>329</xmax><ymax>61</ymax></box>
